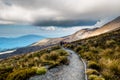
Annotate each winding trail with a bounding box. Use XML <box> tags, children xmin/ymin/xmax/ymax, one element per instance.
<box><xmin>29</xmin><ymin>48</ymin><xmax>86</xmax><ymax>80</ymax></box>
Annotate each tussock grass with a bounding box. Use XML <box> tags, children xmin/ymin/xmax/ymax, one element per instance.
<box><xmin>0</xmin><ymin>46</ymin><xmax>69</xmax><ymax>80</ymax></box>
<box><xmin>86</xmin><ymin>69</ymin><xmax>99</xmax><ymax>75</ymax></box>
<box><xmin>64</xmin><ymin>29</ymin><xmax>120</xmax><ymax>80</ymax></box>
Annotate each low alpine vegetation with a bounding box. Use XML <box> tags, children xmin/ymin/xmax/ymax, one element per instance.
<box><xmin>0</xmin><ymin>46</ymin><xmax>69</xmax><ymax>80</ymax></box>
<box><xmin>64</xmin><ymin>29</ymin><xmax>120</xmax><ymax>80</ymax></box>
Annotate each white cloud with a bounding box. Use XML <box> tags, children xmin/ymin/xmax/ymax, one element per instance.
<box><xmin>40</xmin><ymin>26</ymin><xmax>56</xmax><ymax>31</ymax></box>
<box><xmin>94</xmin><ymin>16</ymin><xmax>118</xmax><ymax>27</ymax></box>
<box><xmin>0</xmin><ymin>20</ymin><xmax>15</xmax><ymax>24</ymax></box>
<box><xmin>62</xmin><ymin>26</ymin><xmax>95</xmax><ymax>31</ymax></box>
<box><xmin>0</xmin><ymin>0</ymin><xmax>120</xmax><ymax>25</ymax></box>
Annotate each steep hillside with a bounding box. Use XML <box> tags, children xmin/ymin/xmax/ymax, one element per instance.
<box><xmin>65</xmin><ymin>17</ymin><xmax>120</xmax><ymax>42</ymax></box>
<box><xmin>64</xmin><ymin>27</ymin><xmax>120</xmax><ymax>80</ymax></box>
<box><xmin>90</xmin><ymin>16</ymin><xmax>120</xmax><ymax>36</ymax></box>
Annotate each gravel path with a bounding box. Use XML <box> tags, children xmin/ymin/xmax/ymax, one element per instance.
<box><xmin>29</xmin><ymin>48</ymin><xmax>85</xmax><ymax>80</ymax></box>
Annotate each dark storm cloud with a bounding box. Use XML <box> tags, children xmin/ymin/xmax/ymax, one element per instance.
<box><xmin>0</xmin><ymin>0</ymin><xmax>120</xmax><ymax>26</ymax></box>
<box><xmin>34</xmin><ymin>20</ymin><xmax>97</xmax><ymax>26</ymax></box>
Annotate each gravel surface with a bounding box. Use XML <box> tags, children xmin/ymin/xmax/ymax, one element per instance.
<box><xmin>29</xmin><ymin>49</ymin><xmax>85</xmax><ymax>80</ymax></box>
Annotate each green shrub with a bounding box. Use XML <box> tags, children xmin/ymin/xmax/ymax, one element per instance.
<box><xmin>36</xmin><ymin>67</ymin><xmax>47</xmax><ymax>75</ymax></box>
<box><xmin>32</xmin><ymin>52</ymin><xmax>41</xmax><ymax>57</ymax></box>
<box><xmin>74</xmin><ymin>46</ymin><xmax>82</xmax><ymax>52</ymax></box>
<box><xmin>65</xmin><ymin>44</ymin><xmax>74</xmax><ymax>49</ymax></box>
<box><xmin>50</xmin><ymin>46</ymin><xmax>60</xmax><ymax>50</ymax></box>
<box><xmin>88</xmin><ymin>75</ymin><xmax>105</xmax><ymax>80</ymax></box>
<box><xmin>0</xmin><ymin>72</ymin><xmax>10</xmax><ymax>80</ymax></box>
<box><xmin>86</xmin><ymin>69</ymin><xmax>99</xmax><ymax>75</ymax></box>
<box><xmin>57</xmin><ymin>49</ymin><xmax>68</xmax><ymax>56</ymax></box>
<box><xmin>88</xmin><ymin>61</ymin><xmax>100</xmax><ymax>71</ymax></box>
<box><xmin>59</xmin><ymin>56</ymin><xmax>68</xmax><ymax>64</ymax></box>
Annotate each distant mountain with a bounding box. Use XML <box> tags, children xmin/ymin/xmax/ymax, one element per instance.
<box><xmin>33</xmin><ymin>16</ymin><xmax>120</xmax><ymax>46</ymax></box>
<box><xmin>0</xmin><ymin>35</ymin><xmax>44</xmax><ymax>40</ymax></box>
<box><xmin>0</xmin><ymin>35</ymin><xmax>45</xmax><ymax>51</ymax></box>
<box><xmin>1</xmin><ymin>17</ymin><xmax>120</xmax><ymax>59</ymax></box>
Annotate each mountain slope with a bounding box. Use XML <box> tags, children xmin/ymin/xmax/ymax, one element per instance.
<box><xmin>65</xmin><ymin>17</ymin><xmax>120</xmax><ymax>42</ymax></box>
<box><xmin>64</xmin><ymin>26</ymin><xmax>120</xmax><ymax>80</ymax></box>
<box><xmin>90</xmin><ymin>16</ymin><xmax>120</xmax><ymax>36</ymax></box>
<box><xmin>33</xmin><ymin>16</ymin><xmax>120</xmax><ymax>46</ymax></box>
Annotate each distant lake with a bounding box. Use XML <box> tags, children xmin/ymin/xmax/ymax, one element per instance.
<box><xmin>0</xmin><ymin>25</ymin><xmax>84</xmax><ymax>51</ymax></box>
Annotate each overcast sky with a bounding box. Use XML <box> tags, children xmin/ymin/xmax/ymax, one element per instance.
<box><xmin>0</xmin><ymin>0</ymin><xmax>120</xmax><ymax>26</ymax></box>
